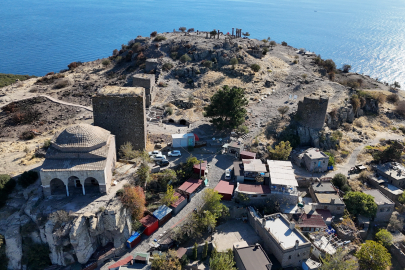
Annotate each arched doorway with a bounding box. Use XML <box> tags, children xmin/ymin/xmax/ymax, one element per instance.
<box><xmin>179</xmin><ymin>119</ymin><xmax>187</xmax><ymax>125</ymax></box>
<box><xmin>68</xmin><ymin>176</ymin><xmax>83</xmax><ymax>195</ymax></box>
<box><xmin>50</xmin><ymin>178</ymin><xmax>66</xmax><ymax>196</ymax></box>
<box><xmin>84</xmin><ymin>177</ymin><xmax>100</xmax><ymax>194</ymax></box>
<box><xmin>168</xmin><ymin>119</ymin><xmax>175</xmax><ymax>123</ymax></box>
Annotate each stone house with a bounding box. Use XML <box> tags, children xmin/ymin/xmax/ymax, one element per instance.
<box><xmin>363</xmin><ymin>189</ymin><xmax>395</xmax><ymax>222</ymax></box>
<box><xmin>132</xmin><ymin>73</ymin><xmax>155</xmax><ymax>107</ymax></box>
<box><xmin>233</xmin><ymin>242</ymin><xmax>273</xmax><ymax>270</ymax></box>
<box><xmin>376</xmin><ymin>162</ymin><xmax>405</xmax><ymax>189</ymax></box>
<box><xmin>368</xmin><ymin>175</ymin><xmax>403</xmax><ymax>205</ymax></box>
<box><xmin>302</xmin><ymin>148</ymin><xmax>329</xmax><ymax>173</ymax></box>
<box><xmin>267</xmin><ymin>160</ymin><xmax>299</xmax><ymax>204</ymax></box>
<box><xmin>40</xmin><ymin>124</ymin><xmax>116</xmax><ymax>196</ymax></box>
<box><xmin>248</xmin><ymin>208</ymin><xmax>311</xmax><ymax>268</ymax></box>
<box><xmin>310</xmin><ymin>193</ymin><xmax>345</xmax><ymax>216</ymax></box>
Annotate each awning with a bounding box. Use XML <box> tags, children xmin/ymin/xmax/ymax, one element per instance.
<box><xmin>194</xmin><ymin>133</ymin><xmax>199</xmax><ymax>141</ymax></box>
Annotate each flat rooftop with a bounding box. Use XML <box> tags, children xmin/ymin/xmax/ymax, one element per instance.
<box><xmin>311</xmin><ymin>182</ymin><xmax>336</xmax><ymax>193</ymax></box>
<box><xmin>97</xmin><ymin>86</ymin><xmax>144</xmax><ymax>97</ymax></box>
<box><xmin>384</xmin><ymin>183</ymin><xmax>403</xmax><ymax>195</ymax></box>
<box><xmin>235</xmin><ymin>245</ymin><xmax>273</xmax><ymax>270</ymax></box>
<box><xmin>377</xmin><ymin>162</ymin><xmax>405</xmax><ymax>181</ymax></box>
<box><xmin>265</xmin><ymin>215</ymin><xmax>307</xmax><ymax>249</ymax></box>
<box><xmin>267</xmin><ymin>160</ymin><xmax>298</xmax><ymax>187</ymax></box>
<box><xmin>363</xmin><ymin>189</ymin><xmax>394</xmax><ymax>205</ymax></box>
<box><xmin>304</xmin><ymin>148</ymin><xmax>328</xmax><ymax>159</ymax></box>
<box><xmin>315</xmin><ymin>193</ymin><xmax>344</xmax><ymax>205</ymax></box>
<box><xmin>244</xmin><ymin>159</ymin><xmax>267</xmax><ymax>173</ymax></box>
<box><xmin>237</xmin><ymin>183</ymin><xmax>271</xmax><ymax>194</ymax></box>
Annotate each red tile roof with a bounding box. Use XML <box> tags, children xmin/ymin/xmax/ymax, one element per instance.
<box><xmin>139</xmin><ymin>215</ymin><xmax>158</xmax><ymax>227</ymax></box>
<box><xmin>193</xmin><ymin>161</ymin><xmax>207</xmax><ymax>171</ymax></box>
<box><xmin>214</xmin><ymin>180</ymin><xmax>235</xmax><ymax>195</ymax></box>
<box><xmin>171</xmin><ymin>192</ymin><xmax>187</xmax><ymax>208</ymax></box>
<box><xmin>178</xmin><ymin>178</ymin><xmax>203</xmax><ymax>194</ymax></box>
<box><xmin>292</xmin><ymin>214</ymin><xmax>327</xmax><ymax>228</ymax></box>
<box><xmin>315</xmin><ymin>209</ymin><xmax>332</xmax><ymax>221</ymax></box>
<box><xmin>240</xmin><ymin>151</ymin><xmax>256</xmax><ymax>159</ymax></box>
<box><xmin>238</xmin><ymin>184</ymin><xmax>271</xmax><ymax>194</ymax></box>
<box><xmin>108</xmin><ymin>255</ymin><xmax>133</xmax><ymax>269</ymax></box>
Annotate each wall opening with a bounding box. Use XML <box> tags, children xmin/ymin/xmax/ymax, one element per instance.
<box><xmin>68</xmin><ymin>176</ymin><xmax>82</xmax><ymax>195</ymax></box>
<box><xmin>84</xmin><ymin>177</ymin><xmax>100</xmax><ymax>194</ymax></box>
<box><xmin>179</xmin><ymin>119</ymin><xmax>187</xmax><ymax>125</ymax></box>
<box><xmin>168</xmin><ymin>119</ymin><xmax>175</xmax><ymax>123</ymax></box>
<box><xmin>50</xmin><ymin>178</ymin><xmax>66</xmax><ymax>195</ymax></box>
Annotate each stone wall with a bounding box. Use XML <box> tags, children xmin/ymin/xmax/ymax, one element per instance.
<box><xmin>93</xmin><ymin>91</ymin><xmax>146</xmax><ymax>152</ymax></box>
<box><xmin>132</xmin><ymin>74</ymin><xmax>155</xmax><ymax>107</ymax></box>
<box><xmin>391</xmin><ymin>243</ymin><xmax>405</xmax><ymax>269</ymax></box>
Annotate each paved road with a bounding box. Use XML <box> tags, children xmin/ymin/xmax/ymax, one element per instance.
<box><xmin>100</xmin><ymin>153</ymin><xmax>235</xmax><ymax>270</ymax></box>
<box><xmin>0</xmin><ymin>94</ymin><xmax>93</xmax><ymax>111</ymax></box>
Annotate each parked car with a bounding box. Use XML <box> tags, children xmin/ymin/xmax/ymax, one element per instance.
<box><xmin>225</xmin><ymin>169</ymin><xmax>231</xmax><ymax>180</ymax></box>
<box><xmin>151</xmin><ymin>155</ymin><xmax>166</xmax><ymax>161</ymax></box>
<box><xmin>156</xmin><ymin>159</ymin><xmax>170</xmax><ymax>167</ymax></box>
<box><xmin>149</xmin><ymin>150</ymin><xmax>162</xmax><ymax>157</ymax></box>
<box><xmin>168</xmin><ymin>150</ymin><xmax>181</xmax><ymax>157</ymax></box>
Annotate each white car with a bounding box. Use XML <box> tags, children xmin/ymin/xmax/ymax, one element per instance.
<box><xmin>151</xmin><ymin>154</ymin><xmax>166</xmax><ymax>161</ymax></box>
<box><xmin>225</xmin><ymin>169</ymin><xmax>231</xmax><ymax>179</ymax></box>
<box><xmin>148</xmin><ymin>150</ymin><xmax>162</xmax><ymax>157</ymax></box>
<box><xmin>168</xmin><ymin>150</ymin><xmax>181</xmax><ymax>157</ymax></box>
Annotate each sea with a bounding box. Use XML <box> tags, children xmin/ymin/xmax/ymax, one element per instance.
<box><xmin>1</xmin><ymin>0</ymin><xmax>404</xmax><ymax>87</ymax></box>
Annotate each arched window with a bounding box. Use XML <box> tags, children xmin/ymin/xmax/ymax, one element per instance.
<box><xmin>50</xmin><ymin>178</ymin><xmax>66</xmax><ymax>196</ymax></box>
<box><xmin>84</xmin><ymin>177</ymin><xmax>100</xmax><ymax>194</ymax></box>
<box><xmin>68</xmin><ymin>176</ymin><xmax>83</xmax><ymax>195</ymax></box>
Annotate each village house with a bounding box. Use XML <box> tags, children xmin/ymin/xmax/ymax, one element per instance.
<box><xmin>232</xmin><ymin>159</ymin><xmax>267</xmax><ymax>182</ymax></box>
<box><xmin>302</xmin><ymin>148</ymin><xmax>329</xmax><ymax>173</ymax></box>
<box><xmin>289</xmin><ymin>213</ymin><xmax>328</xmax><ymax>232</ymax></box>
<box><xmin>40</xmin><ymin>124</ymin><xmax>116</xmax><ymax>197</ymax></box>
<box><xmin>234</xmin><ymin>183</ymin><xmax>271</xmax><ymax>201</ymax></box>
<box><xmin>248</xmin><ymin>208</ymin><xmax>311</xmax><ymax>268</ymax></box>
<box><xmin>267</xmin><ymin>160</ymin><xmax>299</xmax><ymax>204</ymax></box>
<box><xmin>308</xmin><ymin>181</ymin><xmax>345</xmax><ymax>216</ymax></box>
<box><xmin>376</xmin><ymin>162</ymin><xmax>405</xmax><ymax>188</ymax></box>
<box><xmin>223</xmin><ymin>141</ymin><xmax>244</xmax><ymax>158</ymax></box>
<box><xmin>233</xmin><ymin>241</ymin><xmax>273</xmax><ymax>270</ymax></box>
<box><xmin>363</xmin><ymin>189</ymin><xmax>395</xmax><ymax>222</ymax></box>
<box><xmin>368</xmin><ymin>175</ymin><xmax>404</xmax><ymax>204</ymax></box>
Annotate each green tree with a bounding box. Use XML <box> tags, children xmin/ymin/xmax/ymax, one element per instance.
<box><xmin>203</xmin><ymin>85</ymin><xmax>248</xmax><ymax>129</ymax></box>
<box><xmin>375</xmin><ymin>229</ymin><xmax>393</xmax><ymax>248</ymax></box>
<box><xmin>324</xmin><ymin>152</ymin><xmax>335</xmax><ymax>166</ymax></box>
<box><xmin>230</xmin><ymin>57</ymin><xmax>238</xmax><ymax>68</ymax></box>
<box><xmin>180</xmin><ymin>54</ymin><xmax>191</xmax><ymax>63</ymax></box>
<box><xmin>372</xmin><ymin>140</ymin><xmax>403</xmax><ymax>163</ymax></box>
<box><xmin>331</xmin><ymin>173</ymin><xmax>348</xmax><ymax>189</ymax></box>
<box><xmin>268</xmin><ymin>141</ymin><xmax>292</xmax><ymax>161</ymax></box>
<box><xmin>398</xmin><ymin>191</ymin><xmax>405</xmax><ymax>204</ymax></box>
<box><xmin>320</xmin><ymin>248</ymin><xmax>358</xmax><ymax>270</ymax></box>
<box><xmin>202</xmin><ymin>188</ymin><xmax>229</xmax><ymax>219</ymax></box>
<box><xmin>209</xmin><ymin>248</ymin><xmax>236</xmax><ymax>270</ymax></box>
<box><xmin>344</xmin><ymin>191</ymin><xmax>378</xmax><ymax>218</ymax></box>
<box><xmin>120</xmin><ymin>186</ymin><xmax>146</xmax><ymax>220</ymax></box>
<box><xmin>277</xmin><ymin>106</ymin><xmax>289</xmax><ymax>118</ymax></box>
<box><xmin>102</xmin><ymin>59</ymin><xmax>110</xmax><ymax>67</ymax></box>
<box><xmin>137</xmin><ymin>163</ymin><xmax>150</xmax><ymax>189</ymax></box>
<box><xmin>342</xmin><ymin>64</ymin><xmax>351</xmax><ymax>73</ymax></box>
<box><xmin>151</xmin><ymin>250</ymin><xmax>181</xmax><ymax>270</ymax></box>
<box><xmin>161</xmin><ymin>185</ymin><xmax>179</xmax><ymax>206</ymax></box>
<box><xmin>23</xmin><ymin>242</ymin><xmax>51</xmax><ymax>270</ymax></box>
<box><xmin>202</xmin><ymin>241</ymin><xmax>208</xmax><ymax>259</ymax></box>
<box><xmin>270</xmin><ymin>40</ymin><xmax>276</xmax><ymax>49</ymax></box>
<box><xmin>193</xmin><ymin>242</ymin><xmax>198</xmax><ymax>260</ymax></box>
<box><xmin>119</xmin><ymin>142</ymin><xmax>137</xmax><ymax>159</ymax></box>
<box><xmin>356</xmin><ymin>240</ymin><xmax>391</xmax><ymax>270</ymax></box>
<box><xmin>210</xmin><ymin>30</ymin><xmax>217</xmax><ymax>38</ymax></box>
<box><xmin>179</xmin><ymin>27</ymin><xmax>186</xmax><ymax>32</ymax></box>
<box><xmin>203</xmin><ymin>60</ymin><xmax>213</xmax><ymax>68</ymax></box>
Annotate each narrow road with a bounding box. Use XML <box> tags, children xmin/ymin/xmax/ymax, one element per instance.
<box><xmin>0</xmin><ymin>94</ymin><xmax>92</xmax><ymax>111</ymax></box>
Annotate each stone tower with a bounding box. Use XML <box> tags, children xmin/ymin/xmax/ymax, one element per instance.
<box><xmin>133</xmin><ymin>74</ymin><xmax>155</xmax><ymax>107</ymax></box>
<box><xmin>296</xmin><ymin>96</ymin><xmax>329</xmax><ymax>130</ymax></box>
<box><xmin>92</xmin><ymin>86</ymin><xmax>146</xmax><ymax>152</ymax></box>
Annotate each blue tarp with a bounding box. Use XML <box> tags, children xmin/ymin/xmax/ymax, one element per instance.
<box><xmin>153</xmin><ymin>205</ymin><xmax>173</xmax><ymax>220</ymax></box>
<box><xmin>126</xmin><ymin>232</ymin><xmax>141</xmax><ymax>248</ymax></box>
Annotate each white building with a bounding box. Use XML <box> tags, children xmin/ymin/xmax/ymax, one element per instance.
<box><xmin>171</xmin><ymin>133</ymin><xmax>195</xmax><ymax>148</ymax></box>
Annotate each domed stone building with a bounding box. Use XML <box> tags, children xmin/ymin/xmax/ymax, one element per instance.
<box><xmin>40</xmin><ymin>124</ymin><xmax>116</xmax><ymax>197</ymax></box>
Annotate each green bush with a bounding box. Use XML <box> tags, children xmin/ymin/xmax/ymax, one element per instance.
<box><xmin>0</xmin><ymin>74</ymin><xmax>37</xmax><ymax>88</ymax></box>
<box><xmin>165</xmin><ymin>107</ymin><xmax>173</xmax><ymax>115</ymax></box>
<box><xmin>162</xmin><ymin>62</ymin><xmax>173</xmax><ymax>71</ymax></box>
<box><xmin>324</xmin><ymin>152</ymin><xmax>335</xmax><ymax>166</ymax></box>
<box><xmin>250</xmin><ymin>64</ymin><xmax>260</xmax><ymax>72</ymax></box>
<box><xmin>22</xmin><ymin>241</ymin><xmax>51</xmax><ymax>270</ymax></box>
<box><xmin>180</xmin><ymin>54</ymin><xmax>191</xmax><ymax>63</ymax></box>
<box><xmin>331</xmin><ymin>130</ymin><xmax>343</xmax><ymax>142</ymax></box>
<box><xmin>203</xmin><ymin>60</ymin><xmax>213</xmax><ymax>68</ymax></box>
<box><xmin>281</xmin><ymin>41</ymin><xmax>288</xmax><ymax>46</ymax></box>
<box><xmin>170</xmin><ymin>52</ymin><xmax>178</xmax><ymax>60</ymax></box>
<box><xmin>154</xmin><ymin>35</ymin><xmax>166</xmax><ymax>42</ymax></box>
<box><xmin>193</xmin><ymin>242</ymin><xmax>198</xmax><ymax>260</ymax></box>
<box><xmin>332</xmin><ymin>173</ymin><xmax>348</xmax><ymax>190</ymax></box>
<box><xmin>18</xmin><ymin>171</ymin><xmax>38</xmax><ymax>188</ymax></box>
<box><xmin>42</xmin><ymin>139</ymin><xmax>51</xmax><ymax>149</ymax></box>
<box><xmin>102</xmin><ymin>59</ymin><xmax>110</xmax><ymax>66</ymax></box>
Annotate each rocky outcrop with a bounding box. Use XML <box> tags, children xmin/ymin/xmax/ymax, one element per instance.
<box><xmin>297</xmin><ymin>126</ymin><xmax>321</xmax><ymax>147</ymax></box>
<box><xmin>5</xmin><ymin>213</ymin><xmax>23</xmax><ymax>270</ymax></box>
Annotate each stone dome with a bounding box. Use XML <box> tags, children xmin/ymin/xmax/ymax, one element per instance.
<box><xmin>52</xmin><ymin>124</ymin><xmax>110</xmax><ymax>152</ymax></box>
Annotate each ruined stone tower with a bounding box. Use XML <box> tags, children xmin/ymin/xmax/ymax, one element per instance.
<box><xmin>133</xmin><ymin>73</ymin><xmax>155</xmax><ymax>107</ymax></box>
<box><xmin>92</xmin><ymin>86</ymin><xmax>146</xmax><ymax>152</ymax></box>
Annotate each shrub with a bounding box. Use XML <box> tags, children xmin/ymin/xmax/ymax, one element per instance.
<box><xmin>154</xmin><ymin>35</ymin><xmax>166</xmax><ymax>42</ymax></box>
<box><xmin>203</xmin><ymin>60</ymin><xmax>213</xmax><ymax>68</ymax></box>
<box><xmin>396</xmin><ymin>101</ymin><xmax>405</xmax><ymax>116</ymax></box>
<box><xmin>324</xmin><ymin>152</ymin><xmax>335</xmax><ymax>166</ymax></box>
<box><xmin>165</xmin><ymin>107</ymin><xmax>173</xmax><ymax>115</ymax></box>
<box><xmin>180</xmin><ymin>54</ymin><xmax>191</xmax><ymax>63</ymax></box>
<box><xmin>19</xmin><ymin>131</ymin><xmax>35</xmax><ymax>140</ymax></box>
<box><xmin>170</xmin><ymin>52</ymin><xmax>178</xmax><ymax>60</ymax></box>
<box><xmin>150</xmin><ymin>31</ymin><xmax>157</xmax><ymax>37</ymax></box>
<box><xmin>342</xmin><ymin>123</ymin><xmax>351</xmax><ymax>131</ymax></box>
<box><xmin>250</xmin><ymin>64</ymin><xmax>260</xmax><ymax>72</ymax></box>
<box><xmin>387</xmin><ymin>94</ymin><xmax>399</xmax><ymax>103</ymax></box>
<box><xmin>18</xmin><ymin>171</ymin><xmax>38</xmax><ymax>188</ymax></box>
<box><xmin>162</xmin><ymin>62</ymin><xmax>173</xmax><ymax>71</ymax></box>
<box><xmin>237</xmin><ymin>125</ymin><xmax>249</xmax><ymax>134</ymax></box>
<box><xmin>112</xmin><ymin>49</ymin><xmax>119</xmax><ymax>56</ymax></box>
<box><xmin>67</xmin><ymin>61</ymin><xmax>82</xmax><ymax>70</ymax></box>
<box><xmin>331</xmin><ymin>130</ymin><xmax>343</xmax><ymax>142</ymax></box>
<box><xmin>342</xmin><ymin>64</ymin><xmax>352</xmax><ymax>73</ymax></box>
<box><xmin>332</xmin><ymin>173</ymin><xmax>348</xmax><ymax>190</ymax></box>
<box><xmin>116</xmin><ymin>189</ymin><xmax>124</xmax><ymax>197</ymax></box>
<box><xmin>22</xmin><ymin>242</ymin><xmax>51</xmax><ymax>270</ymax></box>
<box><xmin>281</xmin><ymin>41</ymin><xmax>288</xmax><ymax>46</ymax></box>
<box><xmin>158</xmin><ymin>82</ymin><xmax>167</xmax><ymax>87</ymax></box>
<box><xmin>179</xmin><ymin>27</ymin><xmax>186</xmax><ymax>32</ymax></box>
<box><xmin>42</xmin><ymin>139</ymin><xmax>51</xmax><ymax>149</ymax></box>
<box><xmin>187</xmin><ymin>28</ymin><xmax>194</xmax><ymax>33</ymax></box>
<box><xmin>230</xmin><ymin>57</ymin><xmax>238</xmax><ymax>67</ymax></box>
<box><xmin>120</xmin><ymin>186</ymin><xmax>146</xmax><ymax>220</ymax></box>
<box><xmin>102</xmin><ymin>59</ymin><xmax>110</xmax><ymax>66</ymax></box>
<box><xmin>53</xmin><ymin>80</ymin><xmax>69</xmax><ymax>89</ymax></box>
<box><xmin>192</xmin><ymin>242</ymin><xmax>198</xmax><ymax>260</ymax></box>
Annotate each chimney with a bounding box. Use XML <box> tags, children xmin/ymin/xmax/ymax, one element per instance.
<box><xmin>331</xmin><ymin>198</ymin><xmax>335</xmax><ymax>204</ymax></box>
<box><xmin>295</xmin><ymin>240</ymin><xmax>299</xmax><ymax>249</ymax></box>
<box><xmin>289</xmin><ymin>222</ymin><xmax>295</xmax><ymax>230</ymax></box>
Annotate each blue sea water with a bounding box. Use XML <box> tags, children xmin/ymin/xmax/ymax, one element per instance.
<box><xmin>1</xmin><ymin>0</ymin><xmax>405</xmax><ymax>87</ymax></box>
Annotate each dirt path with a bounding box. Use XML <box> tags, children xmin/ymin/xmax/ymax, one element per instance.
<box><xmin>0</xmin><ymin>94</ymin><xmax>93</xmax><ymax>111</ymax></box>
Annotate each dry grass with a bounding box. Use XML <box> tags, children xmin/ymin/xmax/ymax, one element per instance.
<box><xmin>348</xmin><ymin>179</ymin><xmax>363</xmax><ymax>192</ymax></box>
